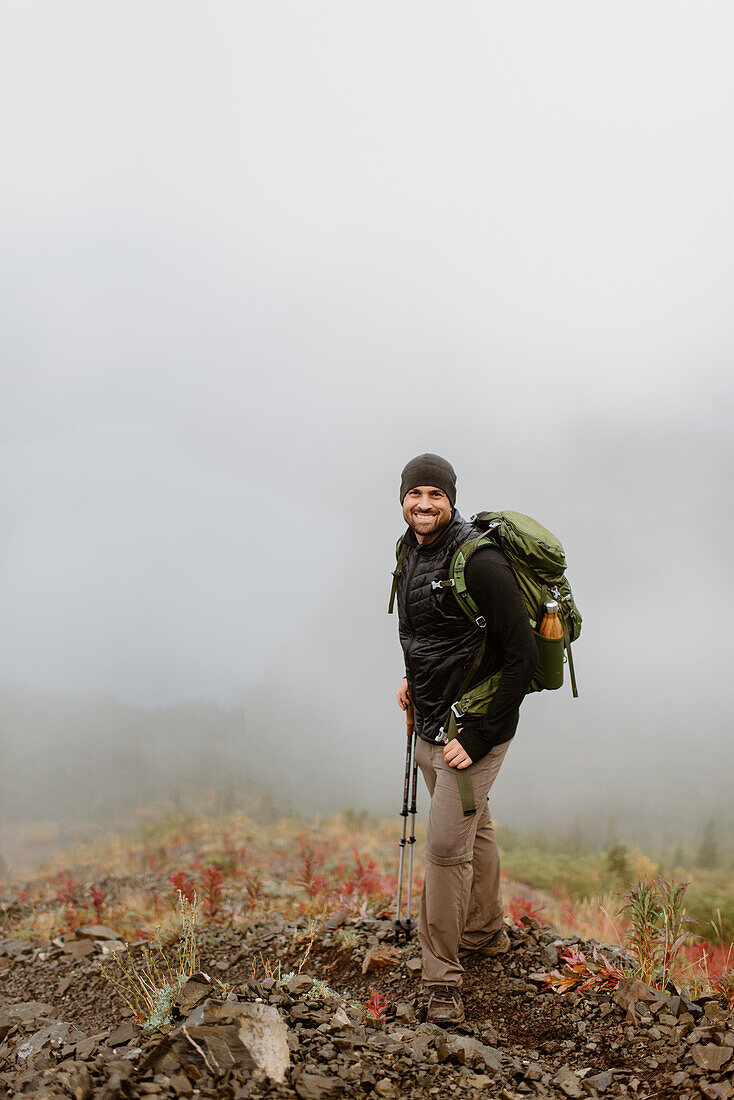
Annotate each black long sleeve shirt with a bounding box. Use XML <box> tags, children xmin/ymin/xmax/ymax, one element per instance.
<box><xmin>454</xmin><ymin>546</ymin><xmax>538</xmax><ymax>762</ymax></box>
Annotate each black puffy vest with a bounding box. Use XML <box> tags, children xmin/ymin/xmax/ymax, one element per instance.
<box><xmin>396</xmin><ymin>511</ymin><xmax>484</xmax><ymax>742</ymax></box>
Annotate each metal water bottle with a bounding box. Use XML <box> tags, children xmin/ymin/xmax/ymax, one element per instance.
<box><xmin>538</xmin><ymin>599</ymin><xmax>564</xmax><ymax>639</ymax></box>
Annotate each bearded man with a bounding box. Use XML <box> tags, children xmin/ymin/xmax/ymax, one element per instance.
<box><xmin>392</xmin><ymin>453</ymin><xmax>538</xmax><ymax>1025</ymax></box>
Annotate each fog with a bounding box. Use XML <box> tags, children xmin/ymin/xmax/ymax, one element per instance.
<box><xmin>2</xmin><ymin>3</ymin><xmax>733</xmax><ymax>870</ymax></box>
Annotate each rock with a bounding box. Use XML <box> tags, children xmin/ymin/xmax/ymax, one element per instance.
<box><xmin>690</xmin><ymin>1043</ymin><xmax>732</xmax><ymax>1072</ymax></box>
<box><xmin>687</xmin><ymin>1025</ymin><xmax>716</xmax><ymax>1044</ymax></box>
<box><xmin>704</xmin><ymin>1001</ymin><xmax>730</xmax><ymax>1024</ymax></box>
<box><xmin>63</xmin><ymin>939</ymin><xmax>96</xmax><ymax>959</ymax></box>
<box><xmin>288</xmin><ymin>974</ymin><xmax>317</xmax><ymax>995</ymax></box>
<box><xmin>542</xmin><ymin>944</ymin><xmax>559</xmax><ymax>967</ymax></box>
<box><xmin>106</xmin><ymin>1023</ymin><xmax>138</xmax><ymax>1048</ymax></box>
<box><xmin>405</xmin><ymin>958</ymin><xmax>422</xmax><ymax>973</ymax></box>
<box><xmin>0</xmin><ymin>939</ymin><xmax>35</xmax><ymax>958</ymax></box>
<box><xmin>295</xmin><ymin>1071</ymin><xmax>345</xmax><ymax>1098</ymax></box>
<box><xmin>175</xmin><ymin>975</ymin><xmax>214</xmax><ymax>1016</ymax></box>
<box><xmin>586</xmin><ymin>1069</ymin><xmax>614</xmax><ymax>1092</ymax></box>
<box><xmin>613</xmin><ymin>979</ymin><xmax>657</xmax><ymax>1011</ymax></box>
<box><xmin>74</xmin><ymin>1031</ymin><xmax>111</xmax><ymax>1060</ymax></box>
<box><xmin>436</xmin><ymin>1033</ymin><xmax>501</xmax><ymax>1072</ymax></box>
<box><xmin>361</xmin><ymin>944</ymin><xmax>401</xmax><ymax>974</ymax></box>
<box><xmin>374</xmin><ymin>1078</ymin><xmax>397</xmax><ymax>1098</ymax></box>
<box><xmin>553</xmin><ymin>1065</ymin><xmax>584</xmax><ymax>1098</ymax></box>
<box><xmin>328</xmin><ymin>1007</ymin><xmax>353</xmax><ymax>1031</ymax></box>
<box><xmin>61</xmin><ymin>1061</ymin><xmax>92</xmax><ymax>1100</ymax></box>
<box><xmin>15</xmin><ymin>1022</ymin><xmax>78</xmax><ymax>1063</ymax></box>
<box><xmin>323</xmin><ymin>909</ymin><xmax>350</xmax><ymax>930</ymax></box>
<box><xmin>76</xmin><ymin>926</ymin><xmax>122</xmax><ymax>940</ymax></box>
<box><xmin>700</xmin><ymin>1084</ymin><xmax>733</xmax><ymax>1100</ymax></box>
<box><xmin>98</xmin><ymin>941</ymin><xmax>127</xmax><ymax>956</ymax></box>
<box><xmin>0</xmin><ymin>1002</ymin><xmax>56</xmax><ymax>1026</ymax></box>
<box><xmin>168</xmin><ymin>1074</ymin><xmax>193</xmax><ymax>1095</ymax></box>
<box><xmin>149</xmin><ymin>1000</ymin><xmax>290</xmax><ymax>1083</ymax></box>
<box><xmin>394</xmin><ymin>1002</ymin><xmax>416</xmax><ymax>1023</ymax></box>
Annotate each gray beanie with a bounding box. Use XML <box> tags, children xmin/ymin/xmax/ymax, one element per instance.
<box><xmin>400</xmin><ymin>453</ymin><xmax>457</xmax><ymax>507</ymax></box>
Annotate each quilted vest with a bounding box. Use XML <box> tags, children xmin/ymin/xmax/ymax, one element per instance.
<box><xmin>396</xmin><ymin>511</ymin><xmax>486</xmax><ymax>742</ymax></box>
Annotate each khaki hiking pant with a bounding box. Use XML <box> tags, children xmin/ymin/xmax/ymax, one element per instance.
<box><xmin>415</xmin><ymin>736</ymin><xmax>510</xmax><ymax>986</ymax></box>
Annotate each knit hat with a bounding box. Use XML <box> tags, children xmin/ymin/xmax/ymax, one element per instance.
<box><xmin>400</xmin><ymin>453</ymin><xmax>457</xmax><ymax>507</ymax></box>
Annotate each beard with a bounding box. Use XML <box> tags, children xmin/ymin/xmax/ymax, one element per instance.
<box><xmin>407</xmin><ymin>509</ymin><xmax>451</xmax><ymax>540</ymax></box>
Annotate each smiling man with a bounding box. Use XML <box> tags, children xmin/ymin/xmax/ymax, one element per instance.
<box><xmin>393</xmin><ymin>453</ymin><xmax>538</xmax><ymax>1025</ymax></box>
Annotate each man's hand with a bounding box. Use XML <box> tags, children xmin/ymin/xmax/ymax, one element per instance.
<box><xmin>443</xmin><ymin>738</ymin><xmax>473</xmax><ymax>769</ymax></box>
<box><xmin>396</xmin><ymin>678</ymin><xmax>411</xmax><ymax>711</ymax></box>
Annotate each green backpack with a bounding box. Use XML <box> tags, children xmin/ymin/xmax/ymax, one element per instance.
<box><xmin>449</xmin><ymin>511</ymin><xmax>581</xmax><ymax>698</ymax></box>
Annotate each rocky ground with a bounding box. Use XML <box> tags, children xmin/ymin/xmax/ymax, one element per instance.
<box><xmin>1</xmin><ymin>910</ymin><xmax>732</xmax><ymax>1099</ymax></box>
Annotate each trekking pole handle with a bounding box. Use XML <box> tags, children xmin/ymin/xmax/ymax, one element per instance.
<box><xmin>406</xmin><ymin>700</ymin><xmax>414</xmax><ymax>737</ymax></box>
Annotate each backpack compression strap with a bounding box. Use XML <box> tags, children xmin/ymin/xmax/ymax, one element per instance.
<box><xmin>388</xmin><ymin>539</ymin><xmax>409</xmax><ymax>614</ymax></box>
<box><xmin>443</xmin><ymin>705</ymin><xmax>477</xmax><ymax>816</ymax></box>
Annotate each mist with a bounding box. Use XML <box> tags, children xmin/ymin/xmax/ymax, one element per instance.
<box><xmin>2</xmin><ymin>2</ymin><xmax>733</xmax><ymax>872</ymax></box>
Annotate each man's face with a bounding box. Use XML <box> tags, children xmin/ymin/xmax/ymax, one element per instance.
<box><xmin>402</xmin><ymin>486</ymin><xmax>452</xmax><ymax>545</ymax></box>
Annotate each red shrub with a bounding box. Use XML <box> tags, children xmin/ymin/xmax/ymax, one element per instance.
<box><xmin>200</xmin><ymin>865</ymin><xmax>224</xmax><ymax>920</ymax></box>
<box><xmin>508</xmin><ymin>896</ymin><xmax>544</xmax><ymax>925</ymax></box>
<box><xmin>169</xmin><ymin>870</ymin><xmax>197</xmax><ymax>905</ymax></box>
<box><xmin>88</xmin><ymin>885</ymin><xmax>106</xmax><ymax>920</ymax></box>
<box><xmin>297</xmin><ymin>844</ymin><xmax>328</xmax><ymax>898</ymax></box>
<box><xmin>363</xmin><ymin>988</ymin><xmax>389</xmax><ymax>1021</ymax></box>
<box><xmin>55</xmin><ymin>871</ymin><xmax>80</xmax><ymax>907</ymax></box>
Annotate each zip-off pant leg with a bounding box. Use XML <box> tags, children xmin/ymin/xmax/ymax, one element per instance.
<box><xmin>415</xmin><ymin>737</ymin><xmax>510</xmax><ymax>986</ymax></box>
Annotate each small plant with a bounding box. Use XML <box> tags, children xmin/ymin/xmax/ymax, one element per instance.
<box><xmin>297</xmin><ymin>844</ymin><xmax>327</xmax><ymax>898</ymax></box>
<box><xmin>63</xmin><ymin>903</ymin><xmax>82</xmax><ymax>933</ymax></box>
<box><xmin>335</xmin><ymin>928</ymin><xmax>359</xmax><ymax>951</ymax></box>
<box><xmin>508</xmin><ymin>896</ymin><xmax>544</xmax><ymax>925</ymax></box>
<box><xmin>243</xmin><ymin>870</ymin><xmax>262</xmax><ymax>911</ymax></box>
<box><xmin>308</xmin><ymin>979</ymin><xmax>337</xmax><ymax>1002</ymax></box>
<box><xmin>362</xmin><ymin>987</ymin><xmax>388</xmax><ymax>1021</ymax></box>
<box><xmin>55</xmin><ymin>871</ymin><xmax>81</xmax><ymax>907</ymax></box>
<box><xmin>168</xmin><ymin>870</ymin><xmax>197</xmax><ymax>906</ymax></box>
<box><xmin>199</xmin><ymin>865</ymin><xmax>223</xmax><ymax>921</ymax></box>
<box><xmin>88</xmin><ymin>885</ymin><xmax>106</xmax><ymax>921</ymax></box>
<box><xmin>713</xmin><ymin>967</ymin><xmax>734</xmax><ymax>1012</ymax></box>
<box><xmin>252</xmin><ymin>953</ymin><xmax>283</xmax><ymax>983</ymax></box>
<box><xmin>544</xmin><ymin>945</ymin><xmax>628</xmax><ymax>994</ymax></box>
<box><xmin>296</xmin><ymin>921</ymin><xmax>318</xmax><ymax>974</ymax></box>
<box><xmin>99</xmin><ymin>892</ymin><xmax>199</xmax><ymax>1034</ymax></box>
<box><xmin>621</xmin><ymin>878</ymin><xmax>692</xmax><ymax>989</ymax></box>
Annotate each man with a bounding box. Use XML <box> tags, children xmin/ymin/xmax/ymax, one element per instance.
<box><xmin>393</xmin><ymin>453</ymin><xmax>538</xmax><ymax>1025</ymax></box>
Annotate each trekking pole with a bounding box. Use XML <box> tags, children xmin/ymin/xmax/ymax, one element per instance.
<box><xmin>395</xmin><ymin>700</ymin><xmax>416</xmax><ymax>940</ymax></box>
<box><xmin>405</xmin><ymin>712</ymin><xmax>419</xmax><ymax>928</ymax></box>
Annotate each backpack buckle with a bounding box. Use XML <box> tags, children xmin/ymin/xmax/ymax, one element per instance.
<box><xmin>431</xmin><ymin>579</ymin><xmax>455</xmax><ymax>590</ymax></box>
<box><xmin>475</xmin><ymin>615</ymin><xmax>486</xmax><ymax>629</ymax></box>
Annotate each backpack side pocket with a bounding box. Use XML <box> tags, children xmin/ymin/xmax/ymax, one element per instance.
<box><xmin>530</xmin><ymin>632</ymin><xmax>565</xmax><ymax>692</ymax></box>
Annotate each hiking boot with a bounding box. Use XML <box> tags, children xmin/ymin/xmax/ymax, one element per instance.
<box><xmin>460</xmin><ymin>927</ymin><xmax>512</xmax><ymax>959</ymax></box>
<box><xmin>426</xmin><ymin>983</ymin><xmax>465</xmax><ymax>1026</ymax></box>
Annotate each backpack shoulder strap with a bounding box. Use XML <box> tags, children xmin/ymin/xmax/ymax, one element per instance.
<box><xmin>388</xmin><ymin>535</ymin><xmax>409</xmax><ymax>614</ymax></box>
<box><xmin>447</xmin><ymin>532</ymin><xmax>496</xmax><ymax>628</ymax></box>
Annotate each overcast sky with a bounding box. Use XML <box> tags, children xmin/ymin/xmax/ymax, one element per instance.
<box><xmin>2</xmin><ymin>0</ymin><xmax>733</xmax><ymax>823</ymax></box>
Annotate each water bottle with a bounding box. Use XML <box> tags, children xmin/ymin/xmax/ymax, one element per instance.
<box><xmin>538</xmin><ymin>599</ymin><xmax>564</xmax><ymax>639</ymax></box>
